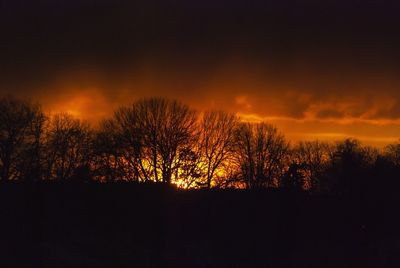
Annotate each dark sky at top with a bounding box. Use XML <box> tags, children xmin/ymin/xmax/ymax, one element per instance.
<box><xmin>1</xmin><ymin>0</ymin><xmax>400</xmax><ymax>145</ymax></box>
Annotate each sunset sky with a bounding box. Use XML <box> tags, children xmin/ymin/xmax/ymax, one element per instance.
<box><xmin>1</xmin><ymin>0</ymin><xmax>400</xmax><ymax>147</ymax></box>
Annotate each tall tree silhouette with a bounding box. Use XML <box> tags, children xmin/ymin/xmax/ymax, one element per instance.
<box><xmin>92</xmin><ymin>119</ymin><xmax>129</xmax><ymax>182</ymax></box>
<box><xmin>108</xmin><ymin>98</ymin><xmax>198</xmax><ymax>184</ymax></box>
<box><xmin>0</xmin><ymin>97</ymin><xmax>45</xmax><ymax>182</ymax></box>
<box><xmin>137</xmin><ymin>98</ymin><xmax>197</xmax><ymax>184</ymax></box>
<box><xmin>291</xmin><ymin>141</ymin><xmax>331</xmax><ymax>192</ymax></box>
<box><xmin>233</xmin><ymin>122</ymin><xmax>289</xmax><ymax>189</ymax></box>
<box><xmin>326</xmin><ymin>139</ymin><xmax>377</xmax><ymax>195</ymax></box>
<box><xmin>42</xmin><ymin>113</ymin><xmax>92</xmax><ymax>180</ymax></box>
<box><xmin>105</xmin><ymin>105</ymin><xmax>150</xmax><ymax>182</ymax></box>
<box><xmin>174</xmin><ymin>146</ymin><xmax>203</xmax><ymax>188</ymax></box>
<box><xmin>198</xmin><ymin>110</ymin><xmax>238</xmax><ymax>188</ymax></box>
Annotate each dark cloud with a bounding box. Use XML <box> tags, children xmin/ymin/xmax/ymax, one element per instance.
<box><xmin>1</xmin><ymin>0</ymin><xmax>400</xmax><ymax>144</ymax></box>
<box><xmin>372</xmin><ymin>102</ymin><xmax>400</xmax><ymax>120</ymax></box>
<box><xmin>2</xmin><ymin>0</ymin><xmax>400</xmax><ymax>74</ymax></box>
<box><xmin>316</xmin><ymin>109</ymin><xmax>345</xmax><ymax>120</ymax></box>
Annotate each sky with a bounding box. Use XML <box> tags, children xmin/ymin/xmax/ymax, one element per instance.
<box><xmin>1</xmin><ymin>0</ymin><xmax>400</xmax><ymax>147</ymax></box>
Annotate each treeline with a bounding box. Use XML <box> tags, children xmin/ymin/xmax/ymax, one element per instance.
<box><xmin>0</xmin><ymin>96</ymin><xmax>399</xmax><ymax>194</ymax></box>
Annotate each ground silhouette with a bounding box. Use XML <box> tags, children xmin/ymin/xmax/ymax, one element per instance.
<box><xmin>1</xmin><ymin>181</ymin><xmax>399</xmax><ymax>267</ymax></box>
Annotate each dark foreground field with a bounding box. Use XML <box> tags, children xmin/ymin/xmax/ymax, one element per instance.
<box><xmin>0</xmin><ymin>182</ymin><xmax>399</xmax><ymax>268</ymax></box>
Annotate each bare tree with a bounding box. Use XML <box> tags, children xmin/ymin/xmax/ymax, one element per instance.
<box><xmin>136</xmin><ymin>98</ymin><xmax>198</xmax><ymax>184</ymax></box>
<box><xmin>198</xmin><ymin>110</ymin><xmax>238</xmax><ymax>188</ymax></box>
<box><xmin>42</xmin><ymin>113</ymin><xmax>92</xmax><ymax>181</ymax></box>
<box><xmin>0</xmin><ymin>96</ymin><xmax>45</xmax><ymax>182</ymax></box>
<box><xmin>92</xmin><ymin>119</ymin><xmax>130</xmax><ymax>182</ymax></box>
<box><xmin>233</xmin><ymin>122</ymin><xmax>289</xmax><ymax>189</ymax></box>
<box><xmin>100</xmin><ymin>106</ymin><xmax>149</xmax><ymax>182</ymax></box>
<box><xmin>291</xmin><ymin>141</ymin><xmax>331</xmax><ymax>192</ymax></box>
<box><xmin>173</xmin><ymin>147</ymin><xmax>203</xmax><ymax>188</ymax></box>
<box><xmin>105</xmin><ymin>98</ymin><xmax>198</xmax><ymax>184</ymax></box>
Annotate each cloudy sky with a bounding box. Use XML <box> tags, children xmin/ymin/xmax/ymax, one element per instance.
<box><xmin>1</xmin><ymin>0</ymin><xmax>400</xmax><ymax>146</ymax></box>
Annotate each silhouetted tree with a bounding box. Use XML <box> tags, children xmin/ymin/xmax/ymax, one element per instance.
<box><xmin>136</xmin><ymin>98</ymin><xmax>197</xmax><ymax>184</ymax></box>
<box><xmin>326</xmin><ymin>139</ymin><xmax>377</xmax><ymax>195</ymax></box>
<box><xmin>42</xmin><ymin>113</ymin><xmax>92</xmax><ymax>180</ymax></box>
<box><xmin>16</xmin><ymin>108</ymin><xmax>47</xmax><ymax>182</ymax></box>
<box><xmin>103</xmin><ymin>108</ymin><xmax>149</xmax><ymax>182</ymax></box>
<box><xmin>373</xmin><ymin>142</ymin><xmax>400</xmax><ymax>196</ymax></box>
<box><xmin>0</xmin><ymin>97</ymin><xmax>45</xmax><ymax>182</ymax></box>
<box><xmin>105</xmin><ymin>98</ymin><xmax>198</xmax><ymax>184</ymax></box>
<box><xmin>233</xmin><ymin>122</ymin><xmax>289</xmax><ymax>189</ymax></box>
<box><xmin>281</xmin><ymin>162</ymin><xmax>307</xmax><ymax>190</ymax></box>
<box><xmin>384</xmin><ymin>141</ymin><xmax>400</xmax><ymax>167</ymax></box>
<box><xmin>174</xmin><ymin>147</ymin><xmax>203</xmax><ymax>188</ymax></box>
<box><xmin>291</xmin><ymin>141</ymin><xmax>331</xmax><ymax>192</ymax></box>
<box><xmin>92</xmin><ymin>119</ymin><xmax>129</xmax><ymax>182</ymax></box>
<box><xmin>198</xmin><ymin>110</ymin><xmax>238</xmax><ymax>188</ymax></box>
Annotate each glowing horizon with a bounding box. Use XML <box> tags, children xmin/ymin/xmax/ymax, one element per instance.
<box><xmin>36</xmin><ymin>88</ymin><xmax>400</xmax><ymax>149</ymax></box>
